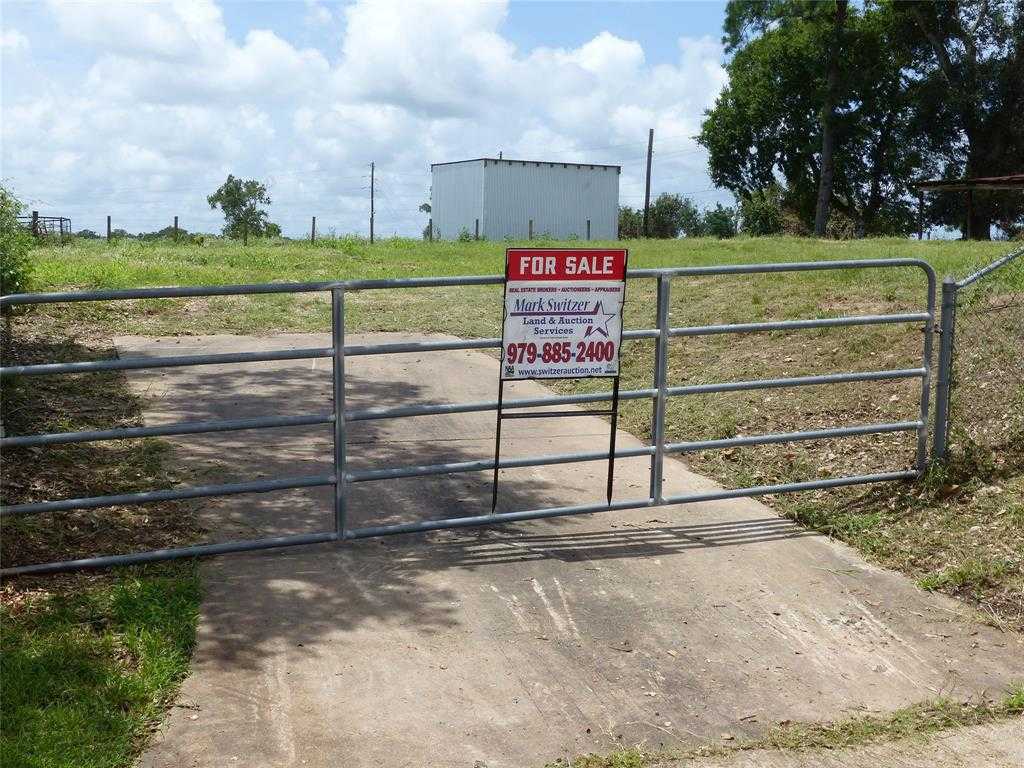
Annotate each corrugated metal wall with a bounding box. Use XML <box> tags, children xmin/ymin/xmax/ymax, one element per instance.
<box><xmin>431</xmin><ymin>159</ymin><xmax>619</xmax><ymax>241</ymax></box>
<box><xmin>483</xmin><ymin>160</ymin><xmax>619</xmax><ymax>240</ymax></box>
<box><xmin>431</xmin><ymin>161</ymin><xmax>484</xmax><ymax>240</ymax></box>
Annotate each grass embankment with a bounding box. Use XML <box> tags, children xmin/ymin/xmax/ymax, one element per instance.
<box><xmin>1</xmin><ymin>328</ymin><xmax>201</xmax><ymax>767</ymax></box>
<box><xmin>17</xmin><ymin>235</ymin><xmax>1021</xmax><ymax>628</ymax></box>
<box><xmin>549</xmin><ymin>686</ymin><xmax>1024</xmax><ymax>767</ymax></box>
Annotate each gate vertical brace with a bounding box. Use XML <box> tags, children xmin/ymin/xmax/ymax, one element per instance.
<box><xmin>932</xmin><ymin>277</ymin><xmax>957</xmax><ymax>462</ymax></box>
<box><xmin>649</xmin><ymin>275</ymin><xmax>671</xmax><ymax>502</ymax></box>
<box><xmin>332</xmin><ymin>288</ymin><xmax>348</xmax><ymax>539</ymax></box>
<box><xmin>915</xmin><ymin>270</ymin><xmax>937</xmax><ymax>475</ymax></box>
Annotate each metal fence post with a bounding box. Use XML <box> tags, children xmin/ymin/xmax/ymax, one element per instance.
<box><xmin>932</xmin><ymin>277</ymin><xmax>958</xmax><ymax>462</ymax></box>
<box><xmin>649</xmin><ymin>275</ymin><xmax>671</xmax><ymax>501</ymax></box>
<box><xmin>332</xmin><ymin>288</ymin><xmax>348</xmax><ymax>538</ymax></box>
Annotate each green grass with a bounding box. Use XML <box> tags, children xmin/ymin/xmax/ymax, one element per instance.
<box><xmin>0</xmin><ymin>566</ymin><xmax>201</xmax><ymax>768</ymax></box>
<box><xmin>549</xmin><ymin>685</ymin><xmax>1024</xmax><ymax>767</ymax></box>
<box><xmin>1</xmin><ymin>328</ymin><xmax>202</xmax><ymax>768</ymax></box>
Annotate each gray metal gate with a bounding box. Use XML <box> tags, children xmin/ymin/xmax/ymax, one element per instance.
<box><xmin>0</xmin><ymin>258</ymin><xmax>936</xmax><ymax>576</ymax></box>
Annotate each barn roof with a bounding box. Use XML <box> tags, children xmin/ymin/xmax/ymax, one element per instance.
<box><xmin>431</xmin><ymin>158</ymin><xmax>621</xmax><ymax>171</ymax></box>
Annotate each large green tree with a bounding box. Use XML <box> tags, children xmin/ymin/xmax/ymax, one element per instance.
<box><xmin>896</xmin><ymin>0</ymin><xmax>1024</xmax><ymax>239</ymax></box>
<box><xmin>701</xmin><ymin>0</ymin><xmax>1023</xmax><ymax>240</ymax></box>
<box><xmin>207</xmin><ymin>175</ymin><xmax>278</xmax><ymax>239</ymax></box>
<box><xmin>701</xmin><ymin>0</ymin><xmax>928</xmax><ymax>237</ymax></box>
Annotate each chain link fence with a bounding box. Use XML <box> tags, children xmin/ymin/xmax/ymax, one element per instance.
<box><xmin>934</xmin><ymin>245</ymin><xmax>1024</xmax><ymax>464</ymax></box>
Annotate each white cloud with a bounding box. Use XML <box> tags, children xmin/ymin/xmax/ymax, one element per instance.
<box><xmin>0</xmin><ymin>28</ymin><xmax>30</xmax><ymax>55</ymax></box>
<box><xmin>4</xmin><ymin>0</ymin><xmax>730</xmax><ymax>236</ymax></box>
<box><xmin>304</xmin><ymin>0</ymin><xmax>333</xmax><ymax>27</ymax></box>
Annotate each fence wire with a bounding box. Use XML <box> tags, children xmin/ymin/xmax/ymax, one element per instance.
<box><xmin>947</xmin><ymin>247</ymin><xmax>1024</xmax><ymax>459</ymax></box>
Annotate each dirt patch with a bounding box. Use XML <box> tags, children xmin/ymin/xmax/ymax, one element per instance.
<box><xmin>1</xmin><ymin>318</ymin><xmax>202</xmax><ymax>596</ymax></box>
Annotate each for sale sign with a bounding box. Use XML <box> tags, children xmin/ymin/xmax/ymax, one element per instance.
<box><xmin>501</xmin><ymin>248</ymin><xmax>628</xmax><ymax>380</ymax></box>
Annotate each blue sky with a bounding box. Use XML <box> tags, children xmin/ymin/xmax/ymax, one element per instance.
<box><xmin>2</xmin><ymin>1</ymin><xmax>732</xmax><ymax>237</ymax></box>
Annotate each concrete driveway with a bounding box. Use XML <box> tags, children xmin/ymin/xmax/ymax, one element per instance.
<box><xmin>122</xmin><ymin>334</ymin><xmax>1022</xmax><ymax>768</ymax></box>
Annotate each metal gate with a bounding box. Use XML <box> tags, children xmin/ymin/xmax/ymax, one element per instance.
<box><xmin>0</xmin><ymin>258</ymin><xmax>936</xmax><ymax>576</ymax></box>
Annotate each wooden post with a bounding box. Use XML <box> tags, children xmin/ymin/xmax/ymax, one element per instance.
<box><xmin>965</xmin><ymin>189</ymin><xmax>974</xmax><ymax>240</ymax></box>
<box><xmin>173</xmin><ymin>215</ymin><xmax>179</xmax><ymax>241</ymax></box>
<box><xmin>369</xmin><ymin>161</ymin><xmax>375</xmax><ymax>244</ymax></box>
<box><xmin>528</xmin><ymin>219</ymin><xmax>533</xmax><ymax>240</ymax></box>
<box><xmin>474</xmin><ymin>218</ymin><xmax>479</xmax><ymax>240</ymax></box>
<box><xmin>586</xmin><ymin>219</ymin><xmax>591</xmax><ymax>241</ymax></box>
<box><xmin>106</xmin><ymin>215</ymin><xmax>112</xmax><ymax>241</ymax></box>
<box><xmin>917</xmin><ymin>191</ymin><xmax>924</xmax><ymax>240</ymax></box>
<box><xmin>243</xmin><ymin>221</ymin><xmax>248</xmax><ymax>246</ymax></box>
<box><xmin>642</xmin><ymin>128</ymin><xmax>653</xmax><ymax>237</ymax></box>
<box><xmin>311</xmin><ymin>216</ymin><xmax>316</xmax><ymax>243</ymax></box>
<box><xmin>427</xmin><ymin>218</ymin><xmax>433</xmax><ymax>242</ymax></box>
<box><xmin>31</xmin><ymin>210</ymin><xmax>39</xmax><ymax>236</ymax></box>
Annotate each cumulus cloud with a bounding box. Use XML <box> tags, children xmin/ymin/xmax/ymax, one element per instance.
<box><xmin>0</xmin><ymin>28</ymin><xmax>30</xmax><ymax>54</ymax></box>
<box><xmin>3</xmin><ymin>0</ymin><xmax>729</xmax><ymax>236</ymax></box>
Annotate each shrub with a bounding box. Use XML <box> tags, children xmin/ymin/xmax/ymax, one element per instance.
<box><xmin>0</xmin><ymin>186</ymin><xmax>33</xmax><ymax>299</ymax></box>
<box><xmin>703</xmin><ymin>203</ymin><xmax>738</xmax><ymax>239</ymax></box>
<box><xmin>826</xmin><ymin>208</ymin><xmax>857</xmax><ymax>240</ymax></box>
<box><xmin>740</xmin><ymin>184</ymin><xmax>784</xmax><ymax>236</ymax></box>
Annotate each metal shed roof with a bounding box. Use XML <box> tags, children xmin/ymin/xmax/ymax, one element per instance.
<box><xmin>431</xmin><ymin>157</ymin><xmax>621</xmax><ymax>171</ymax></box>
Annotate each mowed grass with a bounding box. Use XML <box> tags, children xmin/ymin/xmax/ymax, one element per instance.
<box><xmin>0</xmin><ymin>567</ymin><xmax>200</xmax><ymax>768</ymax></box>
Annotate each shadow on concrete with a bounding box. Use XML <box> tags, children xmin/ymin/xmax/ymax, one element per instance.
<box><xmin>14</xmin><ymin>337</ymin><xmax>811</xmax><ymax>673</ymax></box>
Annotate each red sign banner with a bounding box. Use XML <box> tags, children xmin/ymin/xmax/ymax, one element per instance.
<box><xmin>506</xmin><ymin>249</ymin><xmax>628</xmax><ymax>281</ymax></box>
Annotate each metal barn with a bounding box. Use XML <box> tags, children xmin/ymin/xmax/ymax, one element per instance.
<box><xmin>430</xmin><ymin>158</ymin><xmax>620</xmax><ymax>241</ymax></box>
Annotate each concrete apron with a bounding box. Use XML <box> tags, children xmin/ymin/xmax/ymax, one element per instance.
<box><xmin>122</xmin><ymin>333</ymin><xmax>1021</xmax><ymax>768</ymax></box>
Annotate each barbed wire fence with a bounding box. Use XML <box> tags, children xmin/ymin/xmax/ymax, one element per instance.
<box><xmin>933</xmin><ymin>245</ymin><xmax>1024</xmax><ymax>469</ymax></box>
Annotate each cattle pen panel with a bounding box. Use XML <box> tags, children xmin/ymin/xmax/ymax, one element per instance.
<box><xmin>0</xmin><ymin>258</ymin><xmax>936</xmax><ymax>576</ymax></box>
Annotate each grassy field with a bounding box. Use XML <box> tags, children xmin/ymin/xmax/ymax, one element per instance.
<box><xmin>2</xmin><ymin>235</ymin><xmax>1021</xmax><ymax>765</ymax></box>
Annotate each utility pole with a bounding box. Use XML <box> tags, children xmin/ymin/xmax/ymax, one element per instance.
<box><xmin>369</xmin><ymin>161</ymin><xmax>375</xmax><ymax>244</ymax></box>
<box><xmin>642</xmin><ymin>128</ymin><xmax>654</xmax><ymax>237</ymax></box>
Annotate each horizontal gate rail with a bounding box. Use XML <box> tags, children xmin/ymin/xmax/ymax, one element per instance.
<box><xmin>0</xmin><ymin>347</ymin><xmax>334</xmax><ymax>378</ymax></box>
<box><xmin>1</xmin><ymin>474</ymin><xmax>335</xmax><ymax>517</ymax></box>
<box><xmin>0</xmin><ymin>257</ymin><xmax>936</xmax><ymax>576</ymax></box>
<box><xmin>345</xmin><ymin>421</ymin><xmax>921</xmax><ymax>484</ymax></box>
<box><xmin>0</xmin><ymin>413</ymin><xmax>335</xmax><ymax>449</ymax></box>
<box><xmin>668</xmin><ymin>313</ymin><xmax>929</xmax><ymax>337</ymax></box>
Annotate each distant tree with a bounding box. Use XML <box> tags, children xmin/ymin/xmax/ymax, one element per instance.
<box><xmin>676</xmin><ymin>197</ymin><xmax>707</xmax><ymax>238</ymax></box>
<box><xmin>418</xmin><ymin>202</ymin><xmax>431</xmax><ymax>214</ymax></box>
<box><xmin>703</xmin><ymin>204</ymin><xmax>738</xmax><ymax>239</ymax></box>
<box><xmin>207</xmin><ymin>175</ymin><xmax>279</xmax><ymax>239</ymax></box>
<box><xmin>618</xmin><ymin>206</ymin><xmax>642</xmax><ymax>238</ymax></box>
<box><xmin>648</xmin><ymin>194</ymin><xmax>687</xmax><ymax>238</ymax></box>
<box><xmin>110</xmin><ymin>228</ymin><xmax>132</xmax><ymax>239</ymax></box>
<box><xmin>739</xmin><ymin>183</ymin><xmax>784</xmax><ymax>236</ymax></box>
<box><xmin>75</xmin><ymin>229</ymin><xmax>102</xmax><ymax>240</ymax></box>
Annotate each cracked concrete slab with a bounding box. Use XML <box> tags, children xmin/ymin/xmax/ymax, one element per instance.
<box><xmin>121</xmin><ymin>334</ymin><xmax>1022</xmax><ymax>768</ymax></box>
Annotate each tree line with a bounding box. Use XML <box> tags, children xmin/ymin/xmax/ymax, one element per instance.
<box><xmin>692</xmin><ymin>0</ymin><xmax>1023</xmax><ymax>240</ymax></box>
